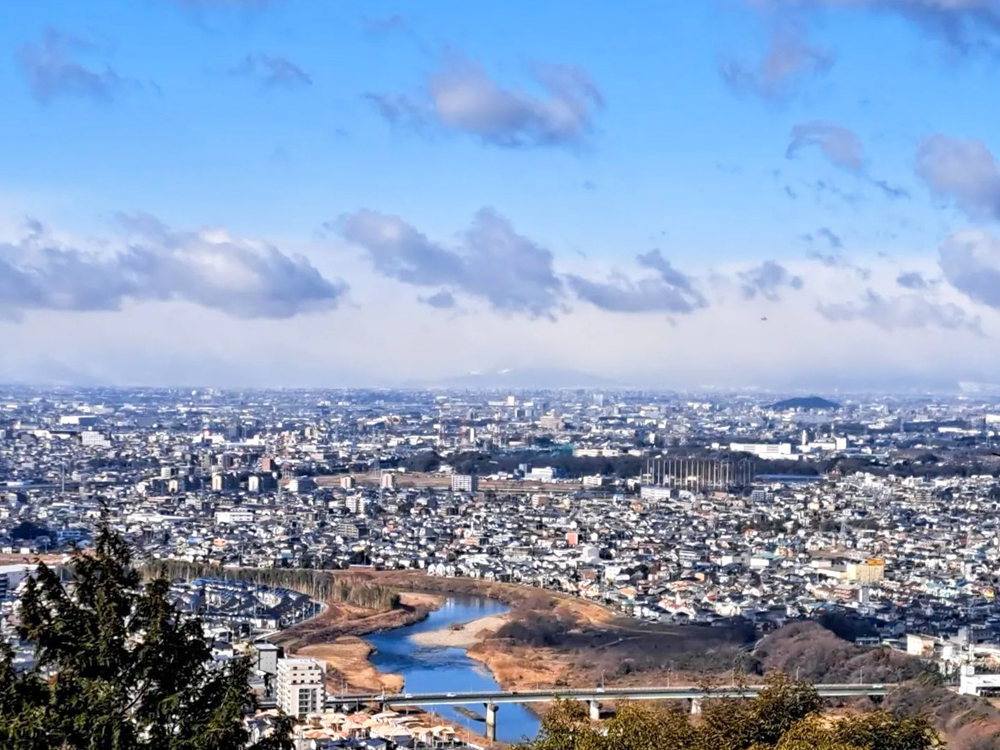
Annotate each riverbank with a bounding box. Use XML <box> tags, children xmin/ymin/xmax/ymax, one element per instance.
<box><xmin>286</xmin><ymin>573</ymin><xmax>752</xmax><ymax>699</ymax></box>
<box><xmin>365</xmin><ymin>596</ymin><xmax>543</xmax><ymax>742</ymax></box>
<box><xmin>398</xmin><ymin>612</ymin><xmax>564</xmax><ymax>722</ymax></box>
<box><xmin>281</xmin><ymin>592</ymin><xmax>444</xmax><ymax>692</ymax></box>
<box><xmin>276</xmin><ymin>591</ymin><xmax>443</xmax><ymax>653</ymax></box>
<box><xmin>353</xmin><ymin>571</ymin><xmax>618</xmax><ymax>626</ymax></box>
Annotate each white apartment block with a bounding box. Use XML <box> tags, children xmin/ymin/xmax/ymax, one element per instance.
<box><xmin>80</xmin><ymin>430</ymin><xmax>111</xmax><ymax>448</ymax></box>
<box><xmin>214</xmin><ymin>509</ymin><xmax>254</xmax><ymax>525</ymax></box>
<box><xmin>450</xmin><ymin>474</ymin><xmax>477</xmax><ymax>493</ymax></box>
<box><xmin>276</xmin><ymin>657</ymin><xmax>324</xmax><ymax>718</ymax></box>
<box><xmin>729</xmin><ymin>442</ymin><xmax>796</xmax><ymax>460</ymax></box>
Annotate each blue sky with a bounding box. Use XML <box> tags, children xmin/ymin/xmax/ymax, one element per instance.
<box><xmin>2</xmin><ymin>0</ymin><xmax>1000</xmax><ymax>389</ymax></box>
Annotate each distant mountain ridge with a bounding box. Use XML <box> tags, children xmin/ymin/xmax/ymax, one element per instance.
<box><xmin>771</xmin><ymin>396</ymin><xmax>840</xmax><ymax>410</ymax></box>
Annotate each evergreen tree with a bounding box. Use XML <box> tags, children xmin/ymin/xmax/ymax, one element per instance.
<box><xmin>0</xmin><ymin>524</ymin><xmax>293</xmax><ymax>750</ymax></box>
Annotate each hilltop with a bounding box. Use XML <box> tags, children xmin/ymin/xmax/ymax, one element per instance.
<box><xmin>771</xmin><ymin>395</ymin><xmax>840</xmax><ymax>411</ymax></box>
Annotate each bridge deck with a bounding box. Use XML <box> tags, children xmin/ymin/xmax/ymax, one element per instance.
<box><xmin>324</xmin><ymin>683</ymin><xmax>893</xmax><ymax>708</ymax></box>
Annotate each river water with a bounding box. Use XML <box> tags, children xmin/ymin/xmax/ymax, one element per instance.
<box><xmin>366</xmin><ymin>596</ymin><xmax>542</xmax><ymax>744</ymax></box>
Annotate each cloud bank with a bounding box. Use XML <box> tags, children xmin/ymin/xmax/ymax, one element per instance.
<box><xmin>340</xmin><ymin>208</ymin><xmax>563</xmax><ymax>317</ymax></box>
<box><xmin>940</xmin><ymin>230</ymin><xmax>1000</xmax><ymax>309</ymax></box>
<box><xmin>0</xmin><ymin>215</ymin><xmax>346</xmax><ymax>320</ymax></box>
<box><xmin>817</xmin><ymin>289</ymin><xmax>980</xmax><ymax>332</ymax></box>
<box><xmin>566</xmin><ymin>250</ymin><xmax>707</xmax><ymax>314</ymax></box>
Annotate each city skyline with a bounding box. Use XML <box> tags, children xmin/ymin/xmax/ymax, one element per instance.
<box><xmin>3</xmin><ymin>1</ymin><xmax>1000</xmax><ymax>389</ymax></box>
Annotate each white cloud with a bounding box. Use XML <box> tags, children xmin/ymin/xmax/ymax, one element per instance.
<box><xmin>0</xmin><ymin>214</ymin><xmax>347</xmax><ymax>321</ymax></box>
<box><xmin>366</xmin><ymin>54</ymin><xmax>604</xmax><ymax>149</ymax></box>
<box><xmin>753</xmin><ymin>1</ymin><xmax>1000</xmax><ymax>53</ymax></box>
<box><xmin>787</xmin><ymin>121</ymin><xmax>865</xmax><ymax>172</ymax></box>
<box><xmin>916</xmin><ymin>135</ymin><xmax>1000</xmax><ymax>220</ymax></box>
<box><xmin>340</xmin><ymin>207</ymin><xmax>563</xmax><ymax>317</ymax></box>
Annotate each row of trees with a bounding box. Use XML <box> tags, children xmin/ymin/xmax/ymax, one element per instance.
<box><xmin>152</xmin><ymin>560</ymin><xmax>399</xmax><ymax>611</ymax></box>
<box><xmin>519</xmin><ymin>674</ymin><xmax>934</xmax><ymax>750</ymax></box>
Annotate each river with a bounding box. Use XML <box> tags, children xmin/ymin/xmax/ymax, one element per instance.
<box><xmin>365</xmin><ymin>596</ymin><xmax>541</xmax><ymax>744</ymax></box>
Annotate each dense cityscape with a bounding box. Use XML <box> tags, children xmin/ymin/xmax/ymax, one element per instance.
<box><xmin>4</xmin><ymin>386</ymin><xmax>1000</xmax><ymax>745</ymax></box>
<box><xmin>10</xmin><ymin>0</ymin><xmax>1000</xmax><ymax>746</ymax></box>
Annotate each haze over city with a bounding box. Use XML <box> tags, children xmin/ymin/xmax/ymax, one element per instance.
<box><xmin>3</xmin><ymin>1</ymin><xmax>1000</xmax><ymax>389</ymax></box>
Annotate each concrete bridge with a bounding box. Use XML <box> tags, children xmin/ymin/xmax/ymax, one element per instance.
<box><xmin>326</xmin><ymin>683</ymin><xmax>895</xmax><ymax>742</ymax></box>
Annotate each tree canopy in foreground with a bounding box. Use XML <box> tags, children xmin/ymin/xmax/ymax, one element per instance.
<box><xmin>518</xmin><ymin>674</ymin><xmax>936</xmax><ymax>750</ymax></box>
<box><xmin>0</xmin><ymin>525</ymin><xmax>292</xmax><ymax>750</ymax></box>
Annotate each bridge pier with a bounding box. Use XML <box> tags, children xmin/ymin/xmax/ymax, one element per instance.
<box><xmin>690</xmin><ymin>697</ymin><xmax>703</xmax><ymax>715</ymax></box>
<box><xmin>589</xmin><ymin>699</ymin><xmax>600</xmax><ymax>721</ymax></box>
<box><xmin>485</xmin><ymin>702</ymin><xmax>498</xmax><ymax>743</ymax></box>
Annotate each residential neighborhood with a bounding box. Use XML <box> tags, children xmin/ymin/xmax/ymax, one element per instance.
<box><xmin>6</xmin><ymin>385</ymin><xmax>1000</xmax><ymax>745</ymax></box>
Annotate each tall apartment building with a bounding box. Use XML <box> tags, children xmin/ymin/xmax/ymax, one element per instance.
<box><xmin>0</xmin><ymin>564</ymin><xmax>35</xmax><ymax>600</ymax></box>
<box><xmin>345</xmin><ymin>495</ymin><xmax>366</xmax><ymax>514</ymax></box>
<box><xmin>450</xmin><ymin>474</ymin><xmax>478</xmax><ymax>493</ymax></box>
<box><xmin>276</xmin><ymin>658</ymin><xmax>324</xmax><ymax>718</ymax></box>
<box><xmin>846</xmin><ymin>559</ymin><xmax>885</xmax><ymax>584</ymax></box>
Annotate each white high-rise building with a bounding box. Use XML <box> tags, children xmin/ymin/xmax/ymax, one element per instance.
<box><xmin>276</xmin><ymin>658</ymin><xmax>324</xmax><ymax>718</ymax></box>
<box><xmin>450</xmin><ymin>474</ymin><xmax>477</xmax><ymax>493</ymax></box>
<box><xmin>345</xmin><ymin>495</ymin><xmax>366</xmax><ymax>514</ymax></box>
